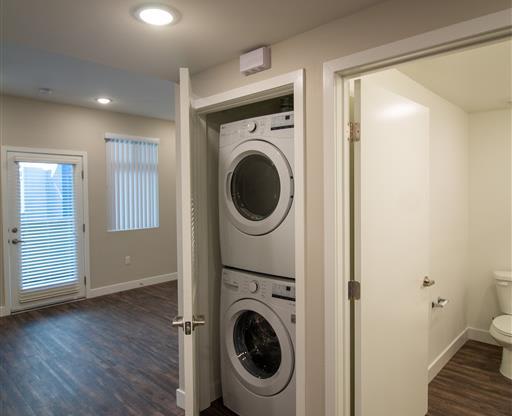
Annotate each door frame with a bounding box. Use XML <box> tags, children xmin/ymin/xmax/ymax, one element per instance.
<box><xmin>176</xmin><ymin>69</ymin><xmax>306</xmax><ymax>414</ymax></box>
<box><xmin>322</xmin><ymin>10</ymin><xmax>512</xmax><ymax>416</ymax></box>
<box><xmin>1</xmin><ymin>146</ymin><xmax>91</xmax><ymax>316</ymax></box>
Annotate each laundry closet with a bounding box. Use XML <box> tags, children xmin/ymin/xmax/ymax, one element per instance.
<box><xmin>176</xmin><ymin>89</ymin><xmax>299</xmax><ymax>416</ymax></box>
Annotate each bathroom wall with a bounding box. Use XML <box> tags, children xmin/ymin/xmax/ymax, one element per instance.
<box><xmin>0</xmin><ymin>95</ymin><xmax>177</xmax><ymax>308</ymax></box>
<box><xmin>362</xmin><ymin>69</ymin><xmax>470</xmax><ymax>366</ymax></box>
<box><xmin>467</xmin><ymin>109</ymin><xmax>512</xmax><ymax>333</ymax></box>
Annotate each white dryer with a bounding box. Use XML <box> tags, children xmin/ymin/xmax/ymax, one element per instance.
<box><xmin>220</xmin><ymin>268</ymin><xmax>295</xmax><ymax>416</ymax></box>
<box><xmin>219</xmin><ymin>112</ymin><xmax>294</xmax><ymax>278</ymax></box>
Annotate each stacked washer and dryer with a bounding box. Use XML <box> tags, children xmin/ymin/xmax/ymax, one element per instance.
<box><xmin>218</xmin><ymin>111</ymin><xmax>296</xmax><ymax>416</ymax></box>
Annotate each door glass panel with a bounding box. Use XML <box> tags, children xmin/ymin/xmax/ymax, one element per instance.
<box><xmin>233</xmin><ymin>311</ymin><xmax>282</xmax><ymax>379</ymax></box>
<box><xmin>231</xmin><ymin>154</ymin><xmax>280</xmax><ymax>221</ymax></box>
<box><xmin>17</xmin><ymin>162</ymin><xmax>79</xmax><ymax>296</ymax></box>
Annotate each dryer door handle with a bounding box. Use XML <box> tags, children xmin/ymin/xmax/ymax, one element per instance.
<box><xmin>226</xmin><ymin>171</ymin><xmax>233</xmax><ymax>201</ymax></box>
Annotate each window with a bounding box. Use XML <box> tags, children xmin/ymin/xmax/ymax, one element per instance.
<box><xmin>105</xmin><ymin>133</ymin><xmax>159</xmax><ymax>231</ymax></box>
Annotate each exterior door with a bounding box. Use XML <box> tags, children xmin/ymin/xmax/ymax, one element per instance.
<box><xmin>6</xmin><ymin>151</ymin><xmax>86</xmax><ymax>311</ymax></box>
<box><xmin>353</xmin><ymin>78</ymin><xmax>430</xmax><ymax>416</ymax></box>
<box><xmin>174</xmin><ymin>68</ymin><xmax>206</xmax><ymax>415</ymax></box>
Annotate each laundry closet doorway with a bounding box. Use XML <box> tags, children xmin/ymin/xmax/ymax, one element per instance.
<box><xmin>175</xmin><ymin>68</ymin><xmax>305</xmax><ymax>416</ymax></box>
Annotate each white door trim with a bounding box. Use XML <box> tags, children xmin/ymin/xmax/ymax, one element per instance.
<box><xmin>1</xmin><ymin>146</ymin><xmax>91</xmax><ymax>315</ymax></box>
<box><xmin>322</xmin><ymin>10</ymin><xmax>512</xmax><ymax>416</ymax></box>
<box><xmin>178</xmin><ymin>69</ymin><xmax>305</xmax><ymax>415</ymax></box>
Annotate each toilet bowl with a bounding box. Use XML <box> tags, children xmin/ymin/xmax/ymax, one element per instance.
<box><xmin>489</xmin><ymin>270</ymin><xmax>512</xmax><ymax>380</ymax></box>
<box><xmin>490</xmin><ymin>315</ymin><xmax>512</xmax><ymax>379</ymax></box>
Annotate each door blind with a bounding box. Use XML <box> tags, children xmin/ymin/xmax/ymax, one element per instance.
<box><xmin>16</xmin><ymin>162</ymin><xmax>81</xmax><ymax>303</ymax></box>
<box><xmin>105</xmin><ymin>136</ymin><xmax>159</xmax><ymax>231</ymax></box>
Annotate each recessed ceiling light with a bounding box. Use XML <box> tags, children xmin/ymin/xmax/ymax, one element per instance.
<box><xmin>96</xmin><ymin>97</ymin><xmax>112</xmax><ymax>105</ymax></box>
<box><xmin>39</xmin><ymin>87</ymin><xmax>53</xmax><ymax>96</ymax></box>
<box><xmin>135</xmin><ymin>4</ymin><xmax>178</xmax><ymax>26</ymax></box>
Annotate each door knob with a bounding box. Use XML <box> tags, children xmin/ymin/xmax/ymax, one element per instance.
<box><xmin>11</xmin><ymin>238</ymin><xmax>24</xmax><ymax>245</ymax></box>
<box><xmin>192</xmin><ymin>314</ymin><xmax>206</xmax><ymax>330</ymax></box>
<box><xmin>172</xmin><ymin>315</ymin><xmax>184</xmax><ymax>329</ymax></box>
<box><xmin>423</xmin><ymin>276</ymin><xmax>435</xmax><ymax>287</ymax></box>
<box><xmin>171</xmin><ymin>315</ymin><xmax>206</xmax><ymax>335</ymax></box>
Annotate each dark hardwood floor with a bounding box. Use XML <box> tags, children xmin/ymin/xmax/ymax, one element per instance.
<box><xmin>1</xmin><ymin>282</ymin><xmax>510</xmax><ymax>416</ymax></box>
<box><xmin>428</xmin><ymin>340</ymin><xmax>512</xmax><ymax>416</ymax></box>
<box><xmin>1</xmin><ymin>282</ymin><xmax>183</xmax><ymax>416</ymax></box>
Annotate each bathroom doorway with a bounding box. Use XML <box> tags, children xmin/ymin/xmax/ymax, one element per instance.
<box><xmin>323</xmin><ymin>12</ymin><xmax>511</xmax><ymax>416</ymax></box>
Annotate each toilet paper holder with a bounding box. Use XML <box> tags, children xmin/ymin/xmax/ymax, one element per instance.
<box><xmin>432</xmin><ymin>297</ymin><xmax>449</xmax><ymax>308</ymax></box>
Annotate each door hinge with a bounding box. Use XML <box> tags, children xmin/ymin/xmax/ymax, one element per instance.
<box><xmin>348</xmin><ymin>122</ymin><xmax>360</xmax><ymax>142</ymax></box>
<box><xmin>84</xmin><ymin>276</ymin><xmax>87</xmax><ymax>285</ymax></box>
<box><xmin>81</xmin><ymin>170</ymin><xmax>84</xmax><ymax>180</ymax></box>
<box><xmin>83</xmin><ymin>223</ymin><xmax>86</xmax><ymax>232</ymax></box>
<box><xmin>348</xmin><ymin>280</ymin><xmax>361</xmax><ymax>300</ymax></box>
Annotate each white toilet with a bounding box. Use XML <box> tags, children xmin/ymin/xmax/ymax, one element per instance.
<box><xmin>489</xmin><ymin>270</ymin><xmax>512</xmax><ymax>380</ymax></box>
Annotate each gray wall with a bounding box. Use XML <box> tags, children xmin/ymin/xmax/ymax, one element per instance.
<box><xmin>190</xmin><ymin>0</ymin><xmax>512</xmax><ymax>413</ymax></box>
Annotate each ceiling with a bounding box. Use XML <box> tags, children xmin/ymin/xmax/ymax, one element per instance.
<box><xmin>2</xmin><ymin>0</ymin><xmax>386</xmax><ymax>82</ymax></box>
<box><xmin>2</xmin><ymin>0</ymin><xmax>386</xmax><ymax>120</ymax></box>
<box><xmin>3</xmin><ymin>44</ymin><xmax>175</xmax><ymax>120</ymax></box>
<box><xmin>399</xmin><ymin>38</ymin><xmax>512</xmax><ymax>113</ymax></box>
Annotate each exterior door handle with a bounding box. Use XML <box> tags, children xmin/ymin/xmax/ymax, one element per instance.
<box><xmin>423</xmin><ymin>276</ymin><xmax>435</xmax><ymax>287</ymax></box>
<box><xmin>11</xmin><ymin>239</ymin><xmax>24</xmax><ymax>245</ymax></box>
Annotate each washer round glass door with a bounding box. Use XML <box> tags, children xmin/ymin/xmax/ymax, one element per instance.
<box><xmin>225</xmin><ymin>299</ymin><xmax>294</xmax><ymax>396</ymax></box>
<box><xmin>224</xmin><ymin>140</ymin><xmax>293</xmax><ymax>236</ymax></box>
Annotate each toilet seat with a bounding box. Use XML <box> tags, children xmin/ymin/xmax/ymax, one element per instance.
<box><xmin>492</xmin><ymin>315</ymin><xmax>512</xmax><ymax>337</ymax></box>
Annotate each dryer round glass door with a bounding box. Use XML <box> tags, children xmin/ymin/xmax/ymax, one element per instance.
<box><xmin>224</xmin><ymin>140</ymin><xmax>293</xmax><ymax>236</ymax></box>
<box><xmin>231</xmin><ymin>154</ymin><xmax>281</xmax><ymax>222</ymax></box>
<box><xmin>225</xmin><ymin>298</ymin><xmax>294</xmax><ymax>396</ymax></box>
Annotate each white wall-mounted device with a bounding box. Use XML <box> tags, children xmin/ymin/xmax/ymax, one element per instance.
<box><xmin>240</xmin><ymin>46</ymin><xmax>271</xmax><ymax>76</ymax></box>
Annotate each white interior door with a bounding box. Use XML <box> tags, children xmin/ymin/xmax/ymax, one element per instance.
<box><xmin>6</xmin><ymin>151</ymin><xmax>86</xmax><ymax>311</ymax></box>
<box><xmin>175</xmin><ymin>68</ymin><xmax>207</xmax><ymax>416</ymax></box>
<box><xmin>353</xmin><ymin>78</ymin><xmax>430</xmax><ymax>416</ymax></box>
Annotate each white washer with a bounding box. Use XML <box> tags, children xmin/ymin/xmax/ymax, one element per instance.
<box><xmin>220</xmin><ymin>268</ymin><xmax>295</xmax><ymax>416</ymax></box>
<box><xmin>219</xmin><ymin>112</ymin><xmax>294</xmax><ymax>278</ymax></box>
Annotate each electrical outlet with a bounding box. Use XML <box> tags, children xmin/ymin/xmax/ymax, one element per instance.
<box><xmin>125</xmin><ymin>256</ymin><xmax>131</xmax><ymax>265</ymax></box>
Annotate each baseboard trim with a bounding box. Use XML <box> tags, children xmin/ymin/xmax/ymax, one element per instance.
<box><xmin>0</xmin><ymin>305</ymin><xmax>10</xmax><ymax>317</ymax></box>
<box><xmin>428</xmin><ymin>328</ymin><xmax>468</xmax><ymax>382</ymax></box>
<box><xmin>467</xmin><ymin>327</ymin><xmax>498</xmax><ymax>346</ymax></box>
<box><xmin>88</xmin><ymin>272</ymin><xmax>177</xmax><ymax>299</ymax></box>
<box><xmin>176</xmin><ymin>388</ymin><xmax>185</xmax><ymax>410</ymax></box>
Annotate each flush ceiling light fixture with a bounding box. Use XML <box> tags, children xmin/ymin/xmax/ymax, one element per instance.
<box><xmin>134</xmin><ymin>4</ymin><xmax>179</xmax><ymax>26</ymax></box>
<box><xmin>96</xmin><ymin>97</ymin><xmax>112</xmax><ymax>105</ymax></box>
<box><xmin>39</xmin><ymin>87</ymin><xmax>53</xmax><ymax>96</ymax></box>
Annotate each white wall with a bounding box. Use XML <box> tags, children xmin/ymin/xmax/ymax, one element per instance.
<box><xmin>364</xmin><ymin>69</ymin><xmax>470</xmax><ymax>365</ymax></box>
<box><xmin>1</xmin><ymin>96</ymin><xmax>177</xmax><ymax>307</ymax></box>
<box><xmin>468</xmin><ymin>109</ymin><xmax>512</xmax><ymax>331</ymax></box>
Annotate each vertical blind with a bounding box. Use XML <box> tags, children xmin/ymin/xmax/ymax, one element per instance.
<box><xmin>17</xmin><ymin>161</ymin><xmax>81</xmax><ymax>303</ymax></box>
<box><xmin>106</xmin><ymin>134</ymin><xmax>159</xmax><ymax>231</ymax></box>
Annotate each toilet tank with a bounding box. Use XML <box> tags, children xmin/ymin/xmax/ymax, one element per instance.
<box><xmin>494</xmin><ymin>271</ymin><xmax>512</xmax><ymax>314</ymax></box>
